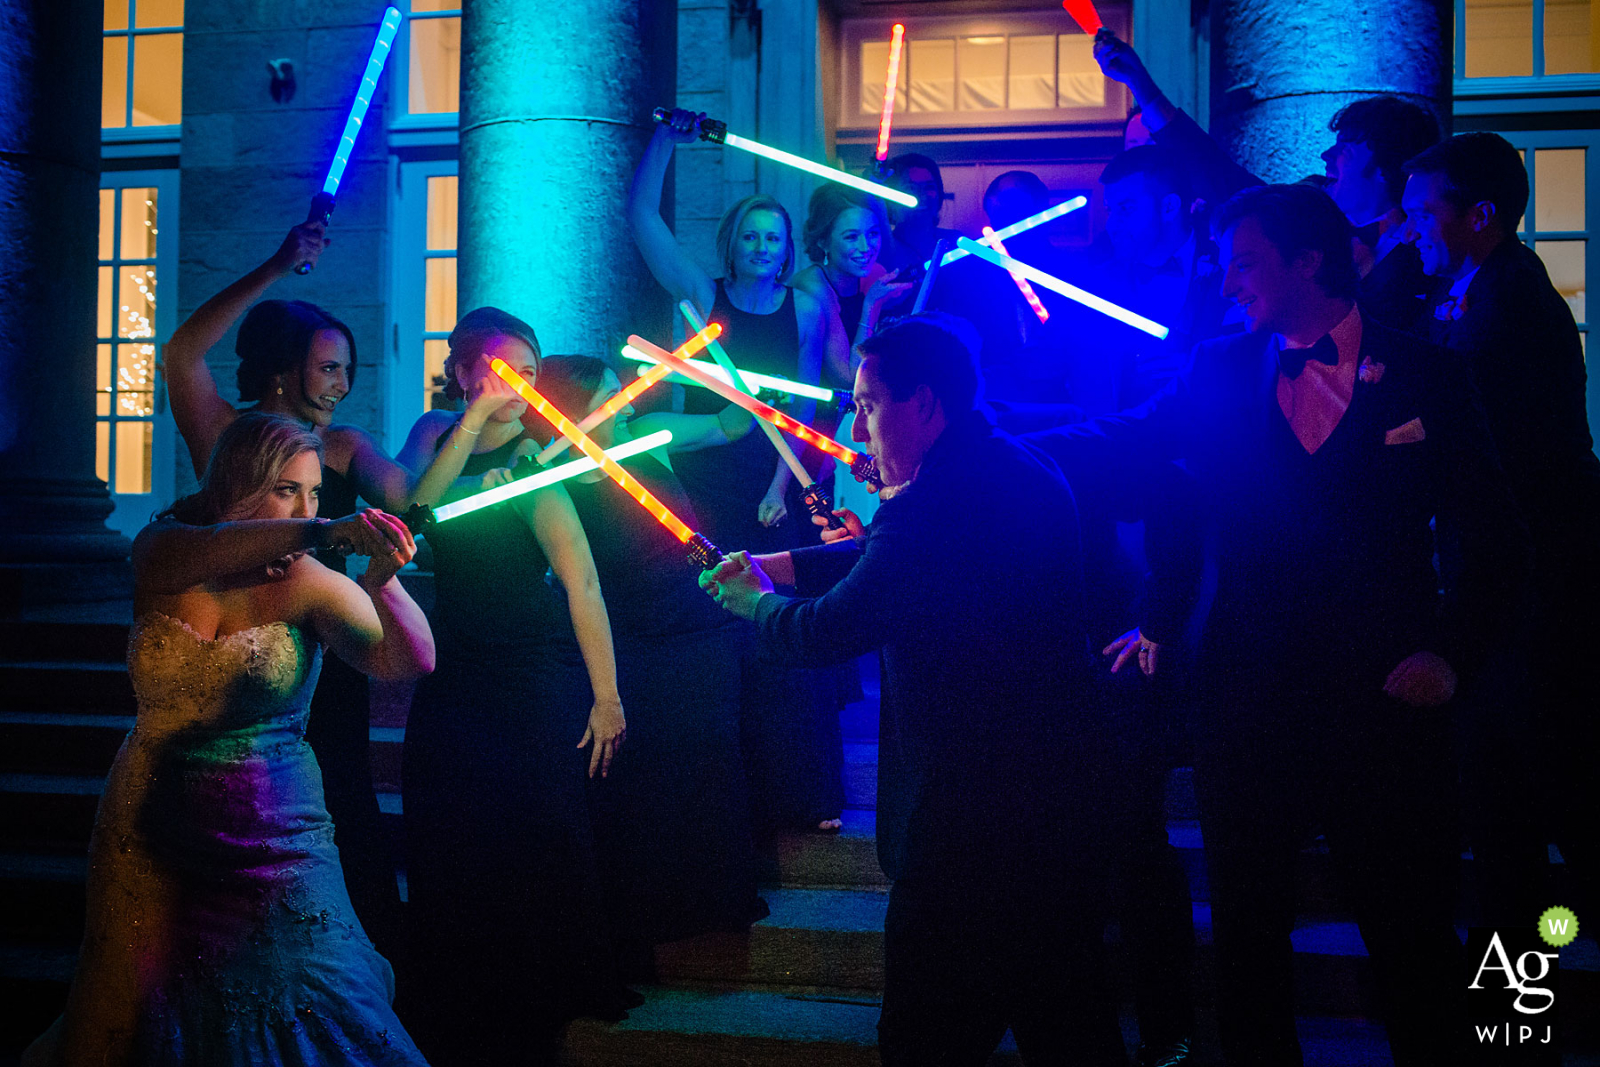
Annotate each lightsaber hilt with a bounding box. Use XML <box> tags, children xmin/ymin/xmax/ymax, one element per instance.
<box><xmin>802</xmin><ymin>483</ymin><xmax>845</xmax><ymax>530</ymax></box>
<box><xmin>651</xmin><ymin>106</ymin><xmax>727</xmax><ymax>144</ymax></box>
<box><xmin>294</xmin><ymin>192</ymin><xmax>337</xmax><ymax>275</ymax></box>
<box><xmin>686</xmin><ymin>532</ymin><xmax>722</xmax><ymax>570</ymax></box>
<box><xmin>913</xmin><ymin>237</ymin><xmax>955</xmax><ymax>313</ymax></box>
<box><xmin>402</xmin><ymin>502</ymin><xmax>437</xmax><ymax>535</ymax></box>
<box><xmin>850</xmin><ymin>453</ymin><xmax>880</xmax><ymax>489</ymax></box>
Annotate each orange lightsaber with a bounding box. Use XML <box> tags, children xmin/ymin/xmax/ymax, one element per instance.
<box><xmin>875</xmin><ymin>24</ymin><xmax>905</xmax><ymax>163</ymax></box>
<box><xmin>534</xmin><ymin>323</ymin><xmax>722</xmax><ymax>466</ymax></box>
<box><xmin>628</xmin><ymin>335</ymin><xmax>882</xmax><ymax>490</ymax></box>
<box><xmin>490</xmin><ymin>358</ymin><xmax>723</xmax><ymax>568</ymax></box>
<box><xmin>1063</xmin><ymin>0</ymin><xmax>1103</xmax><ymax>34</ymax></box>
<box><xmin>982</xmin><ymin>226</ymin><xmax>1050</xmax><ymax>324</ymax></box>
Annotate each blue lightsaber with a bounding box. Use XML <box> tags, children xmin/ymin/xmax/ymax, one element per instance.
<box><xmin>295</xmin><ymin>6</ymin><xmax>402</xmax><ymax>274</ymax></box>
<box><xmin>955</xmin><ymin>237</ymin><xmax>1170</xmax><ymax>339</ymax></box>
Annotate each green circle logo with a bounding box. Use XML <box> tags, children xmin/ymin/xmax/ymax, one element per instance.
<box><xmin>1539</xmin><ymin>906</ymin><xmax>1579</xmax><ymax>948</ymax></box>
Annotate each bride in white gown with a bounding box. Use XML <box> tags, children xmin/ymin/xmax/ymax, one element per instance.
<box><xmin>24</xmin><ymin>412</ymin><xmax>435</xmax><ymax>1066</ymax></box>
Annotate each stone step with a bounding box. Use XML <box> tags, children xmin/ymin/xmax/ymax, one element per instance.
<box><xmin>0</xmin><ymin>853</ymin><xmax>87</xmax><ymax>945</ymax></box>
<box><xmin>0</xmin><ymin>712</ymin><xmax>134</xmax><ymax>776</ymax></box>
<box><xmin>0</xmin><ymin>619</ymin><xmax>130</xmax><ymax>665</ymax></box>
<box><xmin>0</xmin><ymin>663</ymin><xmax>134</xmax><ymax>714</ymax></box>
<box><xmin>762</xmin><ymin>809</ymin><xmax>887</xmax><ymax>889</ymax></box>
<box><xmin>0</xmin><ymin>775</ymin><xmax>104</xmax><ymax>851</ymax></box>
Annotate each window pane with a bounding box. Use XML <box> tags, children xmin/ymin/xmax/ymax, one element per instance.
<box><xmin>135</xmin><ymin>0</ymin><xmax>183</xmax><ymax>28</ymax></box>
<box><xmin>425</xmin><ymin>338</ymin><xmax>452</xmax><ymax>410</ymax></box>
<box><xmin>1057</xmin><ymin>35</ymin><xmax>1104</xmax><ymax>107</ymax></box>
<box><xmin>99</xmin><ymin>189</ymin><xmax>115</xmax><ymax>260</ymax></box>
<box><xmin>425</xmin><ymin>257</ymin><xmax>457</xmax><ymax>332</ymax></box>
<box><xmin>105</xmin><ymin>0</ymin><xmax>129</xmax><ymax>31</ymax></box>
<box><xmin>1535</xmin><ymin>149</ymin><xmax>1585</xmax><ymax>231</ymax></box>
<box><xmin>132</xmin><ymin>33</ymin><xmax>182</xmax><ymax>125</ymax></box>
<box><xmin>97</xmin><ymin>344</ymin><xmax>113</xmax><ymax>416</ymax></box>
<box><xmin>117</xmin><ymin>343</ymin><xmax>158</xmax><ymax>417</ymax></box>
<box><xmin>120</xmin><ymin>187</ymin><xmax>158</xmax><ymax>259</ymax></box>
<box><xmin>1464</xmin><ymin>0</ymin><xmax>1533</xmax><ymax>77</ymax></box>
<box><xmin>1534</xmin><ymin>239</ymin><xmax>1586</xmax><ymax>325</ymax></box>
<box><xmin>120</xmin><ymin>266</ymin><xmax>156</xmax><ymax>339</ymax></box>
<box><xmin>115</xmin><ymin>420</ymin><xmax>152</xmax><ymax>494</ymax></box>
<box><xmin>409</xmin><ymin>16</ymin><xmax>461</xmax><ymax>114</ymax></box>
<box><xmin>96</xmin><ymin>421</ymin><xmax>110</xmax><ymax>484</ymax></box>
<box><xmin>1545</xmin><ymin>0</ymin><xmax>1594</xmax><ymax>74</ymax></box>
<box><xmin>427</xmin><ymin>175</ymin><xmax>458</xmax><ymax>250</ymax></box>
<box><xmin>98</xmin><ymin>266</ymin><xmax>114</xmax><ymax>338</ymax></box>
<box><xmin>410</xmin><ymin>0</ymin><xmax>461</xmax><ymax>11</ymax></box>
<box><xmin>1009</xmin><ymin>35</ymin><xmax>1055</xmax><ymax>110</ymax></box>
<box><xmin>958</xmin><ymin>37</ymin><xmax>1005</xmax><ymax>110</ymax></box>
<box><xmin>860</xmin><ymin>39</ymin><xmax>908</xmax><ymax>117</ymax></box>
<box><xmin>908</xmin><ymin>38</ymin><xmax>954</xmax><ymax>112</ymax></box>
<box><xmin>103</xmin><ymin>37</ymin><xmax>128</xmax><ymax>127</ymax></box>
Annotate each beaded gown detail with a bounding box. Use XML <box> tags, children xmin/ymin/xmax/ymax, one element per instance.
<box><xmin>25</xmin><ymin>612</ymin><xmax>425</xmax><ymax>1066</ymax></box>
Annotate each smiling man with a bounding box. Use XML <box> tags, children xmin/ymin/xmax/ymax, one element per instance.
<box><xmin>701</xmin><ymin>314</ymin><xmax>1129</xmax><ymax>1067</ymax></box>
<box><xmin>1028</xmin><ymin>183</ymin><xmax>1526</xmax><ymax>1067</ymax></box>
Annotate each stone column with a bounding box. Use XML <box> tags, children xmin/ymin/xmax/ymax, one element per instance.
<box><xmin>458</xmin><ymin>0</ymin><xmax>676</xmax><ymax>360</ymax></box>
<box><xmin>1210</xmin><ymin>0</ymin><xmax>1451</xmax><ymax>184</ymax></box>
<box><xmin>0</xmin><ymin>1</ymin><xmax>132</xmax><ymax>611</ymax></box>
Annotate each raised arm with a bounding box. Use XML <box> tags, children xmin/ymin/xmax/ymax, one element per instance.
<box><xmin>628</xmin><ymin>111</ymin><xmax>718</xmax><ymax>314</ymax></box>
<box><xmin>301</xmin><ymin>511</ymin><xmax>435</xmax><ymax>681</ymax></box>
<box><xmin>131</xmin><ymin>511</ymin><xmax>385</xmax><ymax>596</ymax></box>
<box><xmin>528</xmin><ymin>484</ymin><xmax>625</xmax><ymax>778</ymax></box>
<box><xmin>164</xmin><ymin>224</ymin><xmax>328</xmax><ymax>475</ymax></box>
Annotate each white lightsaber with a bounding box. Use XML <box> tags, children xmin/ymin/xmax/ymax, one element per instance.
<box><xmin>620</xmin><ymin>346</ymin><xmax>836</xmax><ymax>403</ymax></box>
<box><xmin>929</xmin><ymin>196</ymin><xmax>1089</xmax><ymax>269</ymax></box>
<box><xmin>432</xmin><ymin>431</ymin><xmax>672</xmax><ymax>523</ymax></box>
<box><xmin>955</xmin><ymin>237</ymin><xmax>1169</xmax><ymax>339</ymax></box>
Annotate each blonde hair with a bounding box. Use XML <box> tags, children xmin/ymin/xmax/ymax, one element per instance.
<box><xmin>163</xmin><ymin>413</ymin><xmax>323</xmax><ymax>525</ymax></box>
<box><xmin>715</xmin><ymin>194</ymin><xmax>797</xmax><ymax>283</ymax></box>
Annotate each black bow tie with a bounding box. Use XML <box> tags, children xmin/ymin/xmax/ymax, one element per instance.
<box><xmin>1278</xmin><ymin>334</ymin><xmax>1339</xmax><ymax>379</ymax></box>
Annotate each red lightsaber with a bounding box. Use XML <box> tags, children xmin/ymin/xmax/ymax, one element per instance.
<box><xmin>875</xmin><ymin>24</ymin><xmax>906</xmax><ymax>163</ymax></box>
<box><xmin>1063</xmin><ymin>0</ymin><xmax>1104</xmax><ymax>34</ymax></box>
<box><xmin>627</xmin><ymin>335</ymin><xmax>882</xmax><ymax>491</ymax></box>
<box><xmin>982</xmin><ymin>226</ymin><xmax>1050</xmax><ymax>323</ymax></box>
<box><xmin>490</xmin><ymin>359</ymin><xmax>723</xmax><ymax>568</ymax></box>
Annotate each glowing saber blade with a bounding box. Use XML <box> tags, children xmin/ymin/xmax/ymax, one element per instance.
<box><xmin>955</xmin><ymin>237</ymin><xmax>1169</xmax><ymax>339</ymax></box>
<box><xmin>490</xmin><ymin>359</ymin><xmax>723</xmax><ymax>567</ymax></box>
<box><xmin>1063</xmin><ymin>0</ymin><xmax>1105</xmax><ymax>35</ymax></box>
<box><xmin>534</xmin><ymin>323</ymin><xmax>722</xmax><ymax>465</ymax></box>
<box><xmin>931</xmin><ymin>196</ymin><xmax>1089</xmax><ymax>268</ymax></box>
<box><xmin>629</xmin><ymin>335</ymin><xmax>881</xmax><ymax>490</ymax></box>
<box><xmin>652</xmin><ymin>108</ymin><xmax>917</xmax><ymax>209</ymax></box>
<box><xmin>294</xmin><ymin>5</ymin><xmax>402</xmax><ymax>275</ymax></box>
<box><xmin>621</xmin><ymin>347</ymin><xmax>835</xmax><ymax>403</ymax></box>
<box><xmin>982</xmin><ymin>226</ymin><xmax>1050</xmax><ymax>323</ymax></box>
<box><xmin>432</xmin><ymin>431</ymin><xmax>673</xmax><ymax>524</ymax></box>
<box><xmin>875</xmin><ymin>24</ymin><xmax>906</xmax><ymax>163</ymax></box>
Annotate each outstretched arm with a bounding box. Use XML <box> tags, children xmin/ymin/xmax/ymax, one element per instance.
<box><xmin>301</xmin><ymin>511</ymin><xmax>435</xmax><ymax>681</ymax></box>
<box><xmin>132</xmin><ymin>511</ymin><xmax>387</xmax><ymax>596</ymax></box>
<box><xmin>628</xmin><ymin>111</ymin><xmax>718</xmax><ymax>315</ymax></box>
<box><xmin>163</xmin><ymin>224</ymin><xmax>328</xmax><ymax>475</ymax></box>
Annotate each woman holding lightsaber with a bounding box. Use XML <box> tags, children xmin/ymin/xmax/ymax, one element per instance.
<box><xmin>630</xmin><ymin>108</ymin><xmax>849</xmax><ymax>836</ymax></box>
<box><xmin>160</xmin><ymin>223</ymin><xmax>522</xmax><ymax>969</ymax></box>
<box><xmin>533</xmin><ymin>358</ymin><xmax>769</xmax><ymax>967</ymax></box>
<box><xmin>392</xmin><ymin>310</ymin><xmax>635</xmax><ymax>1064</ymax></box>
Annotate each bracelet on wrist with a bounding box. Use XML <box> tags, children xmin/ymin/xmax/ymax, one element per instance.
<box><xmin>458</xmin><ymin>423</ymin><xmax>481</xmax><ymax>436</ymax></box>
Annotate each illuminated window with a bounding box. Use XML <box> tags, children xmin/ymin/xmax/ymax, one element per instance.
<box><xmin>405</xmin><ymin>2</ymin><xmax>462</xmax><ymax>116</ymax></box>
<box><xmin>1460</xmin><ymin>0</ymin><xmax>1596</xmax><ymax>78</ymax></box>
<box><xmin>423</xmin><ymin>175</ymin><xmax>459</xmax><ymax>410</ymax></box>
<box><xmin>1523</xmin><ymin>147</ymin><xmax>1589</xmax><ymax>345</ymax></box>
<box><xmin>96</xmin><ymin>183</ymin><xmax>163</xmax><ymax>494</ymax></box>
<box><xmin>103</xmin><ymin>0</ymin><xmax>183</xmax><ymax>128</ymax></box>
<box><xmin>389</xmin><ymin>160</ymin><xmax>460</xmax><ymax>448</ymax></box>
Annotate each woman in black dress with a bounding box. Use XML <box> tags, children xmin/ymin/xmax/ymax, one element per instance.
<box><xmin>536</xmin><ymin>357</ymin><xmax>767</xmax><ymax>965</ymax></box>
<box><xmin>394</xmin><ymin>309</ymin><xmax>628</xmax><ymax>1066</ymax></box>
<box><xmin>630</xmin><ymin>109</ymin><xmax>849</xmax><ymax>833</ymax></box>
<box><xmin>162</xmin><ymin>223</ymin><xmax>512</xmax><ymax>965</ymax></box>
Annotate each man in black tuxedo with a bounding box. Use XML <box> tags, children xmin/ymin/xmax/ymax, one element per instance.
<box><xmin>1029</xmin><ymin>184</ymin><xmax>1527</xmax><ymax>1067</ymax></box>
<box><xmin>1403</xmin><ymin>132</ymin><xmax>1600</xmax><ymax>925</ymax></box>
<box><xmin>701</xmin><ymin>315</ymin><xmax>1128</xmax><ymax>1067</ymax></box>
<box><xmin>1092</xmin><ymin>32</ymin><xmax>1438</xmax><ymax>333</ymax></box>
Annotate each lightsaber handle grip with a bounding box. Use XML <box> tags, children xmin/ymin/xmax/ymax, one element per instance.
<box><xmin>651</xmin><ymin>106</ymin><xmax>726</xmax><ymax>143</ymax></box>
<box><xmin>401</xmin><ymin>502</ymin><xmax>437</xmax><ymax>535</ymax></box>
<box><xmin>802</xmin><ymin>483</ymin><xmax>846</xmax><ymax>530</ymax></box>
<box><xmin>686</xmin><ymin>532</ymin><xmax>722</xmax><ymax>570</ymax></box>
<box><xmin>293</xmin><ymin>192</ymin><xmax>337</xmax><ymax>275</ymax></box>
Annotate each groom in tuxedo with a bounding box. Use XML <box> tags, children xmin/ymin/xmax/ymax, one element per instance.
<box><xmin>1403</xmin><ymin>132</ymin><xmax>1600</xmax><ymax>926</ymax></box>
<box><xmin>1028</xmin><ymin>183</ymin><xmax>1527</xmax><ymax>1067</ymax></box>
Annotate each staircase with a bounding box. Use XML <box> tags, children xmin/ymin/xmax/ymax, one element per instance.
<box><xmin>3</xmin><ymin>612</ymin><xmax>1598</xmax><ymax>1066</ymax></box>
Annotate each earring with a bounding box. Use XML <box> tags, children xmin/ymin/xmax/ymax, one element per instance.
<box><xmin>276</xmin><ymin>386</ymin><xmax>284</xmax><ymax>395</ymax></box>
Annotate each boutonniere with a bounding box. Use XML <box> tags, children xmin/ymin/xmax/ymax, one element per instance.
<box><xmin>1358</xmin><ymin>356</ymin><xmax>1386</xmax><ymax>385</ymax></box>
<box><xmin>1433</xmin><ymin>292</ymin><xmax>1469</xmax><ymax>322</ymax></box>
